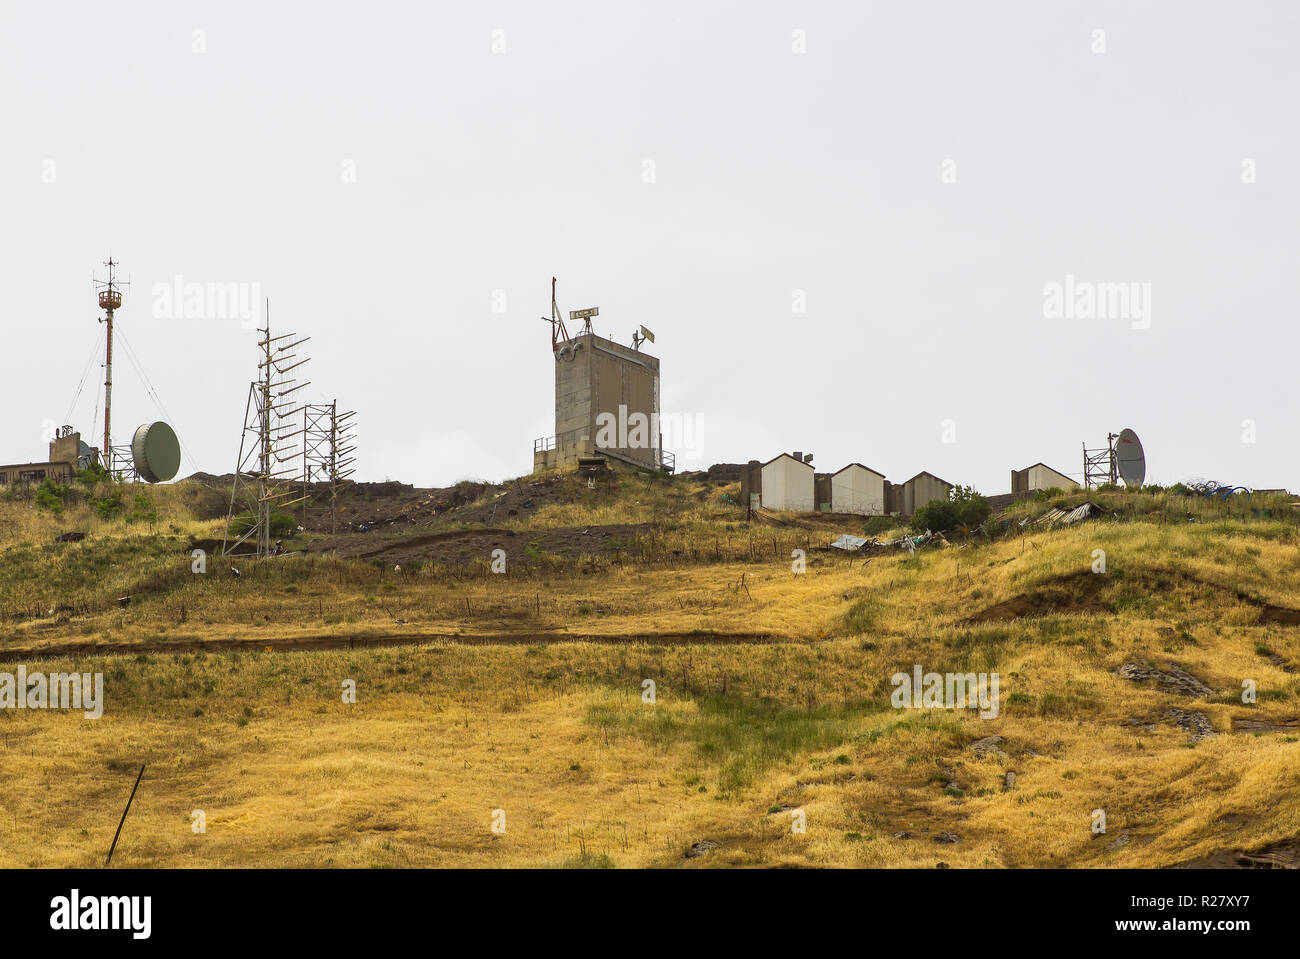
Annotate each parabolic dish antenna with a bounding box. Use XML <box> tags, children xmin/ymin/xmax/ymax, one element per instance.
<box><xmin>1115</xmin><ymin>428</ymin><xmax>1145</xmax><ymax>487</ymax></box>
<box><xmin>131</xmin><ymin>421</ymin><xmax>181</xmax><ymax>483</ymax></box>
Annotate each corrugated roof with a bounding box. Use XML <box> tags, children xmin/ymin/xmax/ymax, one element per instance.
<box><xmin>1033</xmin><ymin>501</ymin><xmax>1103</xmax><ymax>527</ymax></box>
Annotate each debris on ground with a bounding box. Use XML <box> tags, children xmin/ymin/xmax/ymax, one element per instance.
<box><xmin>1029</xmin><ymin>501</ymin><xmax>1105</xmax><ymax>528</ymax></box>
<box><xmin>830</xmin><ymin>530</ymin><xmax>946</xmax><ymax>553</ymax></box>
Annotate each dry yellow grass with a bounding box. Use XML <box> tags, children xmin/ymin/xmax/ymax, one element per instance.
<box><xmin>1</xmin><ymin>478</ymin><xmax>1298</xmax><ymax>867</ymax></box>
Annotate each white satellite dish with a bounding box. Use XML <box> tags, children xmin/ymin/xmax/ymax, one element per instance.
<box><xmin>1115</xmin><ymin>428</ymin><xmax>1145</xmax><ymax>487</ymax></box>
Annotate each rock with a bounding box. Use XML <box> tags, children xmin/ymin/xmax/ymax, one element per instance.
<box><xmin>969</xmin><ymin>735</ymin><xmax>1007</xmax><ymax>758</ymax></box>
<box><xmin>1116</xmin><ymin>662</ymin><xmax>1215</xmax><ymax>698</ymax></box>
<box><xmin>1163</xmin><ymin>708</ymin><xmax>1215</xmax><ymax>742</ymax></box>
<box><xmin>1232</xmin><ymin>716</ymin><xmax>1300</xmax><ymax>734</ymax></box>
<box><xmin>892</xmin><ymin>831</ymin><xmax>913</xmax><ymax>840</ymax></box>
<box><xmin>1004</xmin><ymin>771</ymin><xmax>1016</xmax><ymax>788</ymax></box>
<box><xmin>936</xmin><ymin>862</ymin><xmax>950</xmax><ymax>869</ymax></box>
<box><xmin>934</xmin><ymin>831</ymin><xmax>961</xmax><ymax>844</ymax></box>
<box><xmin>685</xmin><ymin>840</ymin><xmax>719</xmax><ymax>859</ymax></box>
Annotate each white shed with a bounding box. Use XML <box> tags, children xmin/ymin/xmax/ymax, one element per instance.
<box><xmin>830</xmin><ymin>463</ymin><xmax>886</xmax><ymax>515</ymax></box>
<box><xmin>759</xmin><ymin>453</ymin><xmax>814</xmax><ymax>512</ymax></box>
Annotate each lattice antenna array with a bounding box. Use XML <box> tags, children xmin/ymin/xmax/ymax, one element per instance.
<box><xmin>222</xmin><ymin>305</ymin><xmax>312</xmax><ymax>558</ymax></box>
<box><xmin>300</xmin><ymin>401</ymin><xmax>356</xmax><ymax>534</ymax></box>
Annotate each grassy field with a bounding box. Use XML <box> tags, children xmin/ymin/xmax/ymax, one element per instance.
<box><xmin>1</xmin><ymin>473</ymin><xmax>1298</xmax><ymax>867</ymax></box>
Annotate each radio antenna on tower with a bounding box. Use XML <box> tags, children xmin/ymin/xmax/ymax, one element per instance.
<box><xmin>93</xmin><ymin>256</ymin><xmax>129</xmax><ymax>472</ymax></box>
<box><xmin>222</xmin><ymin>300</ymin><xmax>313</xmax><ymax>558</ymax></box>
<box><xmin>541</xmin><ymin>276</ymin><xmax>572</xmax><ymax>353</ymax></box>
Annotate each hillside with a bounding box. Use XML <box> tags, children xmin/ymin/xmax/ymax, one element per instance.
<box><xmin>1</xmin><ymin>470</ymin><xmax>1298</xmax><ymax>868</ymax></box>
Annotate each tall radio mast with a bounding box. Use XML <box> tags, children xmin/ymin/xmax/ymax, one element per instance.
<box><xmin>93</xmin><ymin>256</ymin><xmax>127</xmax><ymax>470</ymax></box>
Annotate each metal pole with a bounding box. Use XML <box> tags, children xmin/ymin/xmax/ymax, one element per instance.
<box><xmin>103</xmin><ymin>307</ymin><xmax>113</xmax><ymax>471</ymax></box>
<box><xmin>105</xmin><ymin>763</ymin><xmax>145</xmax><ymax>867</ymax></box>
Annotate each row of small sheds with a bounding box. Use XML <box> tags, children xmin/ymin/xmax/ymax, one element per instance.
<box><xmin>739</xmin><ymin>453</ymin><xmax>954</xmax><ymax>516</ymax></box>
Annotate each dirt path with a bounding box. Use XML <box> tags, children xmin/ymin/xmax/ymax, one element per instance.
<box><xmin>0</xmin><ymin>629</ymin><xmax>788</xmax><ymax>662</ymax></box>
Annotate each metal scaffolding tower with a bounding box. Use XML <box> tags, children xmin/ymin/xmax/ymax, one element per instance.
<box><xmin>1082</xmin><ymin>433</ymin><xmax>1119</xmax><ymax>489</ymax></box>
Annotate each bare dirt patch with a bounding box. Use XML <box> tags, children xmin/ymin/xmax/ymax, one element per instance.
<box><xmin>967</xmin><ymin>567</ymin><xmax>1300</xmax><ymax>625</ymax></box>
<box><xmin>307</xmin><ymin>523</ymin><xmax>648</xmax><ymax>566</ymax></box>
<box><xmin>1176</xmin><ymin>836</ymin><xmax>1300</xmax><ymax>868</ymax></box>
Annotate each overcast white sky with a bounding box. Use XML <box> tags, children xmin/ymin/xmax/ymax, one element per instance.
<box><xmin>2</xmin><ymin>1</ymin><xmax>1296</xmax><ymax>492</ymax></box>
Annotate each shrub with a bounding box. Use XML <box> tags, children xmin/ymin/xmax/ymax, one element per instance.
<box><xmin>229</xmin><ymin>511</ymin><xmax>299</xmax><ymax>540</ymax></box>
<box><xmin>269</xmin><ymin>511</ymin><xmax>298</xmax><ymax>538</ymax></box>
<box><xmin>75</xmin><ymin>463</ymin><xmax>110</xmax><ymax>486</ymax></box>
<box><xmin>126</xmin><ymin>492</ymin><xmax>157</xmax><ymax>524</ymax></box>
<box><xmin>93</xmin><ymin>487</ymin><xmax>124</xmax><ymax>519</ymax></box>
<box><xmin>912</xmin><ymin>485</ymin><xmax>990</xmax><ymax>534</ymax></box>
<box><xmin>34</xmin><ymin>478</ymin><xmax>70</xmax><ymax>512</ymax></box>
<box><xmin>862</xmin><ymin>516</ymin><xmax>895</xmax><ymax>536</ymax></box>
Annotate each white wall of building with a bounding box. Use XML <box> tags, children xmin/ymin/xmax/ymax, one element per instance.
<box><xmin>1028</xmin><ymin>464</ymin><xmax>1079</xmax><ymax>491</ymax></box>
<box><xmin>761</xmin><ymin>455</ymin><xmax>814</xmax><ymax>511</ymax></box>
<box><xmin>831</xmin><ymin>465</ymin><xmax>885</xmax><ymax>515</ymax></box>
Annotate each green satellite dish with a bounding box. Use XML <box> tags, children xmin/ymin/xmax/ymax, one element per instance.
<box><xmin>131</xmin><ymin>421</ymin><xmax>181</xmax><ymax>483</ymax></box>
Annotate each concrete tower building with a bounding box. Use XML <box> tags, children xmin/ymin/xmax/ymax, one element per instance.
<box><xmin>534</xmin><ymin>283</ymin><xmax>667</xmax><ymax>472</ymax></box>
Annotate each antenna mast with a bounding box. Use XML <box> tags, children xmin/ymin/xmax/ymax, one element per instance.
<box><xmin>94</xmin><ymin>256</ymin><xmax>127</xmax><ymax>472</ymax></box>
<box><xmin>542</xmin><ymin>276</ymin><xmax>572</xmax><ymax>352</ymax></box>
<box><xmin>222</xmin><ymin>301</ymin><xmax>313</xmax><ymax>558</ymax></box>
<box><xmin>301</xmin><ymin>400</ymin><xmax>356</xmax><ymax>534</ymax></box>
<box><xmin>1082</xmin><ymin>432</ymin><xmax>1118</xmax><ymax>490</ymax></box>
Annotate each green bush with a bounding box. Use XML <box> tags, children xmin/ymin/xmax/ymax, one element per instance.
<box><xmin>34</xmin><ymin>478</ymin><xmax>70</xmax><ymax>512</ymax></box>
<box><xmin>93</xmin><ymin>487</ymin><xmax>124</xmax><ymax>519</ymax></box>
<box><xmin>862</xmin><ymin>515</ymin><xmax>895</xmax><ymax>536</ymax></box>
<box><xmin>75</xmin><ymin>463</ymin><xmax>110</xmax><ymax>486</ymax></box>
<box><xmin>126</xmin><ymin>492</ymin><xmax>157</xmax><ymax>524</ymax></box>
<box><xmin>912</xmin><ymin>485</ymin><xmax>991</xmax><ymax>534</ymax></box>
<box><xmin>230</xmin><ymin>511</ymin><xmax>298</xmax><ymax>540</ymax></box>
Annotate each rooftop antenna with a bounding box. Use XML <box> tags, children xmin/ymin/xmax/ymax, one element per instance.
<box><xmin>93</xmin><ymin>256</ymin><xmax>130</xmax><ymax>472</ymax></box>
<box><xmin>541</xmin><ymin>277</ymin><xmax>572</xmax><ymax>353</ymax></box>
<box><xmin>632</xmin><ymin>324</ymin><xmax>655</xmax><ymax>350</ymax></box>
<box><xmin>570</xmin><ymin>305</ymin><xmax>599</xmax><ymax>336</ymax></box>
